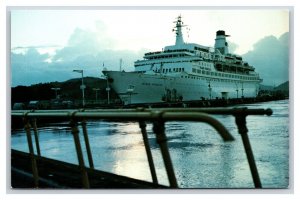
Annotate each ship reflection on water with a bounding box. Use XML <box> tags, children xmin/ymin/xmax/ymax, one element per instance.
<box><xmin>11</xmin><ymin>100</ymin><xmax>289</xmax><ymax>188</ymax></box>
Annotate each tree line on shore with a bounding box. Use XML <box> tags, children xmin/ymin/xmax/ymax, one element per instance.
<box><xmin>11</xmin><ymin>77</ymin><xmax>120</xmax><ymax>108</ymax></box>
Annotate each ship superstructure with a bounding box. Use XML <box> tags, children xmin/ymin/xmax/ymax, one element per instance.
<box><xmin>103</xmin><ymin>16</ymin><xmax>261</xmax><ymax>105</ymax></box>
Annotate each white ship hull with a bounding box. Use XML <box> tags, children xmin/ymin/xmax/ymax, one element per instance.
<box><xmin>105</xmin><ymin>71</ymin><xmax>259</xmax><ymax>105</ymax></box>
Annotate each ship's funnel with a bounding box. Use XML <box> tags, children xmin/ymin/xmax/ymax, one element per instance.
<box><xmin>214</xmin><ymin>30</ymin><xmax>229</xmax><ymax>55</ymax></box>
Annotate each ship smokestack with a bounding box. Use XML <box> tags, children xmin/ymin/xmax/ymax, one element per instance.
<box><xmin>214</xmin><ymin>30</ymin><xmax>230</xmax><ymax>54</ymax></box>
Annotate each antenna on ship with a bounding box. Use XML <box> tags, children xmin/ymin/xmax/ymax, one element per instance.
<box><xmin>186</xmin><ymin>27</ymin><xmax>190</xmax><ymax>42</ymax></box>
<box><xmin>172</xmin><ymin>15</ymin><xmax>186</xmax><ymax>46</ymax></box>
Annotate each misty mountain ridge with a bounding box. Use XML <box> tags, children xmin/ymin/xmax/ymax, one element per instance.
<box><xmin>274</xmin><ymin>81</ymin><xmax>289</xmax><ymax>91</ymax></box>
<box><xmin>260</xmin><ymin>81</ymin><xmax>289</xmax><ymax>91</ymax></box>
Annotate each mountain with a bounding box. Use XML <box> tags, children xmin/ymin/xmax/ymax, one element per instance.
<box><xmin>259</xmin><ymin>84</ymin><xmax>274</xmax><ymax>91</ymax></box>
<box><xmin>258</xmin><ymin>81</ymin><xmax>289</xmax><ymax>98</ymax></box>
<box><xmin>274</xmin><ymin>81</ymin><xmax>289</xmax><ymax>97</ymax></box>
<box><xmin>274</xmin><ymin>81</ymin><xmax>289</xmax><ymax>91</ymax></box>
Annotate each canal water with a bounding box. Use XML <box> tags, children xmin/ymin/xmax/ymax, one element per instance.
<box><xmin>11</xmin><ymin>100</ymin><xmax>289</xmax><ymax>188</ymax></box>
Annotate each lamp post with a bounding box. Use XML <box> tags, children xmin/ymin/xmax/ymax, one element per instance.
<box><xmin>235</xmin><ymin>82</ymin><xmax>239</xmax><ymax>99</ymax></box>
<box><xmin>100</xmin><ymin>73</ymin><xmax>110</xmax><ymax>105</ymax></box>
<box><xmin>51</xmin><ymin>87</ymin><xmax>60</xmax><ymax>99</ymax></box>
<box><xmin>93</xmin><ymin>88</ymin><xmax>100</xmax><ymax>103</ymax></box>
<box><xmin>106</xmin><ymin>77</ymin><xmax>110</xmax><ymax>105</ymax></box>
<box><xmin>241</xmin><ymin>82</ymin><xmax>244</xmax><ymax>98</ymax></box>
<box><xmin>208</xmin><ymin>82</ymin><xmax>212</xmax><ymax>100</ymax></box>
<box><xmin>73</xmin><ymin>69</ymin><xmax>85</xmax><ymax>107</ymax></box>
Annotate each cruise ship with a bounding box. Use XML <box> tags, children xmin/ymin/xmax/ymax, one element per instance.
<box><xmin>103</xmin><ymin>16</ymin><xmax>262</xmax><ymax>105</ymax></box>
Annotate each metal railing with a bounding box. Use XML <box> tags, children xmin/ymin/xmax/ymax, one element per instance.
<box><xmin>11</xmin><ymin>107</ymin><xmax>272</xmax><ymax>188</ymax></box>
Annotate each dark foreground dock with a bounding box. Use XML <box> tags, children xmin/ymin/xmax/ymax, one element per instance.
<box><xmin>11</xmin><ymin>150</ymin><xmax>167</xmax><ymax>189</ymax></box>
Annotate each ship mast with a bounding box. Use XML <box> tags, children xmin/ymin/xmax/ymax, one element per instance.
<box><xmin>173</xmin><ymin>15</ymin><xmax>186</xmax><ymax>46</ymax></box>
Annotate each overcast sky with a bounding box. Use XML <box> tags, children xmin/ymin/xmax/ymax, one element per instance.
<box><xmin>10</xmin><ymin>9</ymin><xmax>289</xmax><ymax>86</ymax></box>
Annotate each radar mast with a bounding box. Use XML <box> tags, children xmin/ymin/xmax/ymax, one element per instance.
<box><xmin>172</xmin><ymin>15</ymin><xmax>186</xmax><ymax>46</ymax></box>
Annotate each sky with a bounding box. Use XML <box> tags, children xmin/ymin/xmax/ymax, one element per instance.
<box><xmin>10</xmin><ymin>9</ymin><xmax>289</xmax><ymax>86</ymax></box>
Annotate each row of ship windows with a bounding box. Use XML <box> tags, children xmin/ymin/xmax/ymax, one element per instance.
<box><xmin>136</xmin><ymin>60</ymin><xmax>192</xmax><ymax>67</ymax></box>
<box><xmin>160</xmin><ymin>68</ymin><xmax>185</xmax><ymax>73</ymax></box>
<box><xmin>180</xmin><ymin>75</ymin><xmax>249</xmax><ymax>83</ymax></box>
<box><xmin>195</xmin><ymin>51</ymin><xmax>212</xmax><ymax>59</ymax></box>
<box><xmin>147</xmin><ymin>51</ymin><xmax>214</xmax><ymax>61</ymax></box>
<box><xmin>135</xmin><ymin>58</ymin><xmax>210</xmax><ymax>67</ymax></box>
<box><xmin>148</xmin><ymin>54</ymin><xmax>188</xmax><ymax>60</ymax></box>
<box><xmin>195</xmin><ymin>62</ymin><xmax>212</xmax><ymax>68</ymax></box>
<box><xmin>192</xmin><ymin>68</ymin><xmax>258</xmax><ymax>80</ymax></box>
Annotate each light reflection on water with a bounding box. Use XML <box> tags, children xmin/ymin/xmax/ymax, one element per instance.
<box><xmin>11</xmin><ymin>100</ymin><xmax>289</xmax><ymax>188</ymax></box>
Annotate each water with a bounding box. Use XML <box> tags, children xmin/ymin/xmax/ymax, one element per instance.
<box><xmin>11</xmin><ymin>100</ymin><xmax>289</xmax><ymax>188</ymax></box>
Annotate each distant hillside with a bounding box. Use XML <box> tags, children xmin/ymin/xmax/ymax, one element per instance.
<box><xmin>11</xmin><ymin>77</ymin><xmax>119</xmax><ymax>105</ymax></box>
<box><xmin>274</xmin><ymin>81</ymin><xmax>289</xmax><ymax>97</ymax></box>
<box><xmin>274</xmin><ymin>81</ymin><xmax>289</xmax><ymax>91</ymax></box>
<box><xmin>260</xmin><ymin>81</ymin><xmax>289</xmax><ymax>91</ymax></box>
<box><xmin>259</xmin><ymin>84</ymin><xmax>274</xmax><ymax>91</ymax></box>
<box><xmin>258</xmin><ymin>81</ymin><xmax>289</xmax><ymax>98</ymax></box>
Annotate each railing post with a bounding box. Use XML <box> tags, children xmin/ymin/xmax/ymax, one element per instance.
<box><xmin>23</xmin><ymin>117</ymin><xmax>39</xmax><ymax>188</ymax></box>
<box><xmin>70</xmin><ymin>119</ymin><xmax>90</xmax><ymax>188</ymax></box>
<box><xmin>139</xmin><ymin>121</ymin><xmax>158</xmax><ymax>184</ymax></box>
<box><xmin>32</xmin><ymin>118</ymin><xmax>41</xmax><ymax>156</ymax></box>
<box><xmin>153</xmin><ymin>120</ymin><xmax>178</xmax><ymax>188</ymax></box>
<box><xmin>234</xmin><ymin>111</ymin><xmax>262</xmax><ymax>188</ymax></box>
<box><xmin>81</xmin><ymin>119</ymin><xmax>94</xmax><ymax>169</ymax></box>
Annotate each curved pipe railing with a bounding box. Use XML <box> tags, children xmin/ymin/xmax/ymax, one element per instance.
<box><xmin>11</xmin><ymin>107</ymin><xmax>272</xmax><ymax>188</ymax></box>
<box><xmin>12</xmin><ymin>110</ymin><xmax>234</xmax><ymax>141</ymax></box>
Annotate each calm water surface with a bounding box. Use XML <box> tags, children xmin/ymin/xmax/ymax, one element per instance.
<box><xmin>11</xmin><ymin>100</ymin><xmax>289</xmax><ymax>188</ymax></box>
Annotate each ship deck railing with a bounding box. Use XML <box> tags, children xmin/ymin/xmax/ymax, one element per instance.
<box><xmin>11</xmin><ymin>107</ymin><xmax>272</xmax><ymax>189</ymax></box>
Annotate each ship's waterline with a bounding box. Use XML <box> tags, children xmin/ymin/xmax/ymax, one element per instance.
<box><xmin>11</xmin><ymin>100</ymin><xmax>289</xmax><ymax>188</ymax></box>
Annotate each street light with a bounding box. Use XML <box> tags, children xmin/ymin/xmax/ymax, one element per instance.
<box><xmin>235</xmin><ymin>82</ymin><xmax>239</xmax><ymax>99</ymax></box>
<box><xmin>241</xmin><ymin>82</ymin><xmax>244</xmax><ymax>98</ymax></box>
<box><xmin>93</xmin><ymin>88</ymin><xmax>100</xmax><ymax>103</ymax></box>
<box><xmin>101</xmin><ymin>72</ymin><xmax>110</xmax><ymax>105</ymax></box>
<box><xmin>208</xmin><ymin>82</ymin><xmax>212</xmax><ymax>100</ymax></box>
<box><xmin>51</xmin><ymin>87</ymin><xmax>60</xmax><ymax>99</ymax></box>
<box><xmin>106</xmin><ymin>78</ymin><xmax>110</xmax><ymax>105</ymax></box>
<box><xmin>73</xmin><ymin>69</ymin><xmax>85</xmax><ymax>107</ymax></box>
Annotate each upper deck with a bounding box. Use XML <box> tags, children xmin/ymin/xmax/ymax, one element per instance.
<box><xmin>133</xmin><ymin>16</ymin><xmax>259</xmax><ymax>80</ymax></box>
